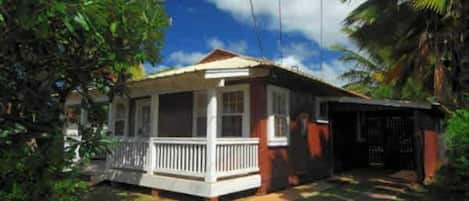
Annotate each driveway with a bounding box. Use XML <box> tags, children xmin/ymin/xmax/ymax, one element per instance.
<box><xmin>238</xmin><ymin>169</ymin><xmax>426</xmax><ymax>201</ymax></box>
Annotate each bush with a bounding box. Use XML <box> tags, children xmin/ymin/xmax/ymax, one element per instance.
<box><xmin>445</xmin><ymin>109</ymin><xmax>469</xmax><ymax>177</ymax></box>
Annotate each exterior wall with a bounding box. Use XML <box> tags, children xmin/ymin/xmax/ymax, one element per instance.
<box><xmin>250</xmin><ymin>80</ymin><xmax>332</xmax><ymax>194</ymax></box>
<box><xmin>424</xmin><ymin>129</ymin><xmax>440</xmax><ymax>180</ymax></box>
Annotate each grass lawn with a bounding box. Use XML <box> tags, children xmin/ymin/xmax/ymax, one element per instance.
<box><xmin>82</xmin><ymin>183</ymin><xmax>167</xmax><ymax>201</ymax></box>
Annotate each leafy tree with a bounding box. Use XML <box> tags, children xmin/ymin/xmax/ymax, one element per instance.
<box><xmin>128</xmin><ymin>64</ymin><xmax>146</xmax><ymax>80</ymax></box>
<box><xmin>0</xmin><ymin>0</ymin><xmax>168</xmax><ymax>200</ymax></box>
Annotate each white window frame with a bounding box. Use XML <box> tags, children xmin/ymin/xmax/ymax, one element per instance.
<box><xmin>111</xmin><ymin>99</ymin><xmax>129</xmax><ymax>137</ymax></box>
<box><xmin>267</xmin><ymin>85</ymin><xmax>290</xmax><ymax>146</ymax></box>
<box><xmin>134</xmin><ymin>98</ymin><xmax>152</xmax><ymax>137</ymax></box>
<box><xmin>315</xmin><ymin>97</ymin><xmax>329</xmax><ymax>124</ymax></box>
<box><xmin>217</xmin><ymin>84</ymin><xmax>250</xmax><ymax>138</ymax></box>
<box><xmin>192</xmin><ymin>90</ymin><xmax>208</xmax><ymax>137</ymax></box>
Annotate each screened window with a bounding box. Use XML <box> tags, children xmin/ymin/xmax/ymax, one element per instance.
<box><xmin>267</xmin><ymin>85</ymin><xmax>290</xmax><ymax>146</ymax></box>
<box><xmin>193</xmin><ymin>91</ymin><xmax>207</xmax><ymax>137</ymax></box>
<box><xmin>113</xmin><ymin>102</ymin><xmax>127</xmax><ymax>136</ymax></box>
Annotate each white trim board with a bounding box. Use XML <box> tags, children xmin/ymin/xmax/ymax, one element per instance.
<box><xmin>105</xmin><ymin>170</ymin><xmax>260</xmax><ymax>198</ymax></box>
<box><xmin>204</xmin><ymin>68</ymin><xmax>250</xmax><ymax>79</ymax></box>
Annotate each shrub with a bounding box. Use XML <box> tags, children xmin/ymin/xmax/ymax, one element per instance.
<box><xmin>445</xmin><ymin>109</ymin><xmax>469</xmax><ymax>177</ymax></box>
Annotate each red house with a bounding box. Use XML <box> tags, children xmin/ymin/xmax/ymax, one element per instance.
<box><xmin>66</xmin><ymin>49</ymin><xmax>446</xmax><ymax>200</ymax></box>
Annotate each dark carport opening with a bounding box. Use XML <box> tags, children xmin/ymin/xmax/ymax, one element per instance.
<box><xmin>326</xmin><ymin>97</ymin><xmax>433</xmax><ymax>180</ymax></box>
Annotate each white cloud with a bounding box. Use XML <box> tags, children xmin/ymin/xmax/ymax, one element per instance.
<box><xmin>275</xmin><ymin>55</ymin><xmax>349</xmax><ymax>86</ymax></box>
<box><xmin>206</xmin><ymin>0</ymin><xmax>364</xmax><ymax>47</ymax></box>
<box><xmin>207</xmin><ymin>37</ymin><xmax>248</xmax><ymax>53</ymax></box>
<box><xmin>168</xmin><ymin>51</ymin><xmax>205</xmax><ymax>66</ymax></box>
<box><xmin>281</xmin><ymin>42</ymin><xmax>318</xmax><ymax>60</ymax></box>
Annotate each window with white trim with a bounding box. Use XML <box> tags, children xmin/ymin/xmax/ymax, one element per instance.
<box><xmin>113</xmin><ymin>101</ymin><xmax>127</xmax><ymax>136</ymax></box>
<box><xmin>218</xmin><ymin>85</ymin><xmax>249</xmax><ymax>137</ymax></box>
<box><xmin>267</xmin><ymin>85</ymin><xmax>290</xmax><ymax>146</ymax></box>
<box><xmin>193</xmin><ymin>91</ymin><xmax>207</xmax><ymax>137</ymax></box>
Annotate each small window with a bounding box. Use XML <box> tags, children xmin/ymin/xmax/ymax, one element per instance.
<box><xmin>315</xmin><ymin>97</ymin><xmax>328</xmax><ymax>123</ymax></box>
<box><xmin>193</xmin><ymin>91</ymin><xmax>207</xmax><ymax>137</ymax></box>
<box><xmin>267</xmin><ymin>85</ymin><xmax>290</xmax><ymax>146</ymax></box>
<box><xmin>113</xmin><ymin>102</ymin><xmax>127</xmax><ymax>136</ymax></box>
<box><xmin>220</xmin><ymin>91</ymin><xmax>244</xmax><ymax>137</ymax></box>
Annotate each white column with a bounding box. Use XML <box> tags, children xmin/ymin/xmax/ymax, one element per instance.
<box><xmin>151</xmin><ymin>94</ymin><xmax>159</xmax><ymax>137</ymax></box>
<box><xmin>205</xmin><ymin>88</ymin><xmax>217</xmax><ymax>182</ymax></box>
<box><xmin>146</xmin><ymin>94</ymin><xmax>159</xmax><ymax>175</ymax></box>
<box><xmin>105</xmin><ymin>103</ymin><xmax>113</xmax><ymax>171</ymax></box>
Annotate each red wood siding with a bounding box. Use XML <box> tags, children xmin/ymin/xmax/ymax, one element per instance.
<box><xmin>424</xmin><ymin>129</ymin><xmax>440</xmax><ymax>180</ymax></box>
<box><xmin>250</xmin><ymin>81</ymin><xmax>332</xmax><ymax>193</ymax></box>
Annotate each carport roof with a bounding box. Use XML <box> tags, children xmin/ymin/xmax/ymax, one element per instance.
<box><xmin>324</xmin><ymin>96</ymin><xmax>439</xmax><ymax>110</ymax></box>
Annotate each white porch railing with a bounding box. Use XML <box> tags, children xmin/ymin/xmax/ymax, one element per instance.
<box><xmin>215</xmin><ymin>138</ymin><xmax>259</xmax><ymax>178</ymax></box>
<box><xmin>153</xmin><ymin>137</ymin><xmax>207</xmax><ymax>178</ymax></box>
<box><xmin>107</xmin><ymin>137</ymin><xmax>259</xmax><ymax>181</ymax></box>
<box><xmin>108</xmin><ymin>137</ymin><xmax>150</xmax><ymax>171</ymax></box>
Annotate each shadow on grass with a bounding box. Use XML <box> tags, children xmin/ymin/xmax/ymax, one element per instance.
<box><xmin>82</xmin><ymin>182</ymin><xmax>156</xmax><ymax>201</ymax></box>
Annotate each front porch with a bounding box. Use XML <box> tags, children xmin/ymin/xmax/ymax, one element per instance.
<box><xmin>102</xmin><ymin>81</ymin><xmax>260</xmax><ymax>198</ymax></box>
<box><xmin>104</xmin><ymin>137</ymin><xmax>260</xmax><ymax>197</ymax></box>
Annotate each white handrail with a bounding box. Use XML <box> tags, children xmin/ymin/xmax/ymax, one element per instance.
<box><xmin>107</xmin><ymin>137</ymin><xmax>260</xmax><ymax>179</ymax></box>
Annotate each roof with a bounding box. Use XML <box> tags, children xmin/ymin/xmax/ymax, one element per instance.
<box><xmin>139</xmin><ymin>48</ymin><xmax>367</xmax><ymax>98</ymax></box>
<box><xmin>325</xmin><ymin>96</ymin><xmax>434</xmax><ymax>109</ymax></box>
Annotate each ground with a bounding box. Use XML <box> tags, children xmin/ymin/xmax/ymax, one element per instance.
<box><xmin>83</xmin><ymin>169</ymin><xmax>466</xmax><ymax>201</ymax></box>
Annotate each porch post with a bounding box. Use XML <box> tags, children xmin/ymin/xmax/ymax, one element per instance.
<box><xmin>105</xmin><ymin>102</ymin><xmax>113</xmax><ymax>171</ymax></box>
<box><xmin>146</xmin><ymin>94</ymin><xmax>159</xmax><ymax>175</ymax></box>
<box><xmin>206</xmin><ymin>88</ymin><xmax>217</xmax><ymax>182</ymax></box>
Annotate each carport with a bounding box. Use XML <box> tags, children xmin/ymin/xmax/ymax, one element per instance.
<box><xmin>326</xmin><ymin>97</ymin><xmax>446</xmax><ymax>182</ymax></box>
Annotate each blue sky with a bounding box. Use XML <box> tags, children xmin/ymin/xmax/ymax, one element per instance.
<box><xmin>146</xmin><ymin>0</ymin><xmax>364</xmax><ymax>86</ymax></box>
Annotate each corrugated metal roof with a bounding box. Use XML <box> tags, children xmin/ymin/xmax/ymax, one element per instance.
<box><xmin>146</xmin><ymin>56</ymin><xmax>266</xmax><ymax>79</ymax></box>
<box><xmin>133</xmin><ymin>49</ymin><xmax>368</xmax><ymax>99</ymax></box>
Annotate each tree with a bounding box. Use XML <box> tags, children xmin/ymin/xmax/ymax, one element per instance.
<box><xmin>0</xmin><ymin>0</ymin><xmax>168</xmax><ymax>200</ymax></box>
<box><xmin>341</xmin><ymin>0</ymin><xmax>469</xmax><ymax>108</ymax></box>
<box><xmin>333</xmin><ymin>45</ymin><xmax>431</xmax><ymax>100</ymax></box>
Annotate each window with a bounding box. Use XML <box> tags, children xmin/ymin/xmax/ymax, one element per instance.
<box><xmin>134</xmin><ymin>98</ymin><xmax>151</xmax><ymax>137</ymax></box>
<box><xmin>315</xmin><ymin>97</ymin><xmax>329</xmax><ymax>123</ymax></box>
<box><xmin>267</xmin><ymin>85</ymin><xmax>290</xmax><ymax>146</ymax></box>
<box><xmin>113</xmin><ymin>101</ymin><xmax>127</xmax><ymax>136</ymax></box>
<box><xmin>193</xmin><ymin>91</ymin><xmax>207</xmax><ymax>137</ymax></box>
<box><xmin>218</xmin><ymin>85</ymin><xmax>249</xmax><ymax>137</ymax></box>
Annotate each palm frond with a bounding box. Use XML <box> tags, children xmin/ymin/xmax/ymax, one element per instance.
<box><xmin>412</xmin><ymin>0</ymin><xmax>448</xmax><ymax>14</ymax></box>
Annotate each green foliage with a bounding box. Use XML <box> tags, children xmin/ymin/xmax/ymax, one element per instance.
<box><xmin>400</xmin><ymin>78</ymin><xmax>432</xmax><ymax>101</ymax></box>
<box><xmin>445</xmin><ymin>109</ymin><xmax>469</xmax><ymax>177</ymax></box>
<box><xmin>128</xmin><ymin>64</ymin><xmax>146</xmax><ymax>80</ymax></box>
<box><xmin>412</xmin><ymin>0</ymin><xmax>448</xmax><ymax>14</ymax></box>
<box><xmin>0</xmin><ymin>0</ymin><xmax>168</xmax><ymax>200</ymax></box>
<box><xmin>370</xmin><ymin>84</ymin><xmax>394</xmax><ymax>99</ymax></box>
<box><xmin>340</xmin><ymin>0</ymin><xmax>469</xmax><ymax>108</ymax></box>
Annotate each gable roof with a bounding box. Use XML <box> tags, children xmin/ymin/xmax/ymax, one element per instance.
<box><xmin>197</xmin><ymin>48</ymin><xmax>240</xmax><ymax>64</ymax></box>
<box><xmin>141</xmin><ymin>49</ymin><xmax>368</xmax><ymax>98</ymax></box>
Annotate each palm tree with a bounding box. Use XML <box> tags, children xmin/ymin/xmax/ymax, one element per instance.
<box><xmin>331</xmin><ymin>45</ymin><xmax>387</xmax><ymax>96</ymax></box>
<box><xmin>340</xmin><ymin>0</ymin><xmax>469</xmax><ymax>107</ymax></box>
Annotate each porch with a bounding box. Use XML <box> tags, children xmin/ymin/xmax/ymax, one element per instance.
<box><xmin>102</xmin><ymin>83</ymin><xmax>261</xmax><ymax>198</ymax></box>
<box><xmin>103</xmin><ymin>137</ymin><xmax>260</xmax><ymax>198</ymax></box>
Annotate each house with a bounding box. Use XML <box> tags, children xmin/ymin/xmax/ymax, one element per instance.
<box><xmin>66</xmin><ymin>49</ymin><xmax>446</xmax><ymax>200</ymax></box>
